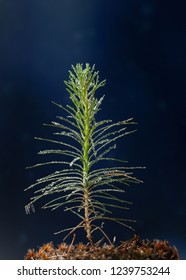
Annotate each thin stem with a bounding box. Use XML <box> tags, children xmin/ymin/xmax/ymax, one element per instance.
<box><xmin>83</xmin><ymin>188</ymin><xmax>93</xmax><ymax>244</ymax></box>
<box><xmin>82</xmin><ymin>84</ymin><xmax>93</xmax><ymax>244</ymax></box>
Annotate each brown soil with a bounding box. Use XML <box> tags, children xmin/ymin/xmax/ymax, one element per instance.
<box><xmin>25</xmin><ymin>235</ymin><xmax>179</xmax><ymax>260</ymax></box>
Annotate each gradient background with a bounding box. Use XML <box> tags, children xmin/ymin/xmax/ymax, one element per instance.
<box><xmin>0</xmin><ymin>0</ymin><xmax>186</xmax><ymax>259</ymax></box>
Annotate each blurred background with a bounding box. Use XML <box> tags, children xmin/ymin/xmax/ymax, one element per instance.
<box><xmin>0</xmin><ymin>0</ymin><xmax>186</xmax><ymax>259</ymax></box>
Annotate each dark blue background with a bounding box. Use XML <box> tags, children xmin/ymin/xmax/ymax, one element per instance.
<box><xmin>0</xmin><ymin>0</ymin><xmax>186</xmax><ymax>259</ymax></box>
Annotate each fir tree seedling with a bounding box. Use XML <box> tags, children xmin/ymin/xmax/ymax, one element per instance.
<box><xmin>25</xmin><ymin>64</ymin><xmax>143</xmax><ymax>245</ymax></box>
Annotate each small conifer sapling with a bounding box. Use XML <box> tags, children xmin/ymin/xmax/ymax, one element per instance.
<box><xmin>25</xmin><ymin>64</ymin><xmax>143</xmax><ymax>245</ymax></box>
